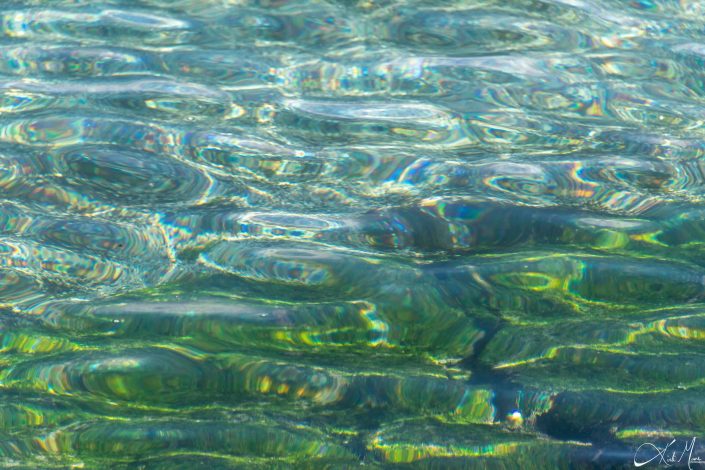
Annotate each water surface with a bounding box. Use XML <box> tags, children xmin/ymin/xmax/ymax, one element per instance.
<box><xmin>1</xmin><ymin>0</ymin><xmax>705</xmax><ymax>468</ymax></box>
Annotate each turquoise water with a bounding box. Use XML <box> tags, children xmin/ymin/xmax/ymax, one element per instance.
<box><xmin>2</xmin><ymin>0</ymin><xmax>705</xmax><ymax>467</ymax></box>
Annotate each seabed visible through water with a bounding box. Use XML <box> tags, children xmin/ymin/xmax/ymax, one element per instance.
<box><xmin>0</xmin><ymin>0</ymin><xmax>704</xmax><ymax>468</ymax></box>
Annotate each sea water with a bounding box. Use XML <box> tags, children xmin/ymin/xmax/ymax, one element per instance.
<box><xmin>0</xmin><ymin>0</ymin><xmax>704</xmax><ymax>468</ymax></box>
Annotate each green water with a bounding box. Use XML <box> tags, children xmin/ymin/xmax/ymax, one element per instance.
<box><xmin>0</xmin><ymin>0</ymin><xmax>704</xmax><ymax>468</ymax></box>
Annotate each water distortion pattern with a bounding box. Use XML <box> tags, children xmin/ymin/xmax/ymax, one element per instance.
<box><xmin>0</xmin><ymin>0</ymin><xmax>704</xmax><ymax>467</ymax></box>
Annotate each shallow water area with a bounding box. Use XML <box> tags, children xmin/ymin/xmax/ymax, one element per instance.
<box><xmin>1</xmin><ymin>0</ymin><xmax>705</xmax><ymax>468</ymax></box>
